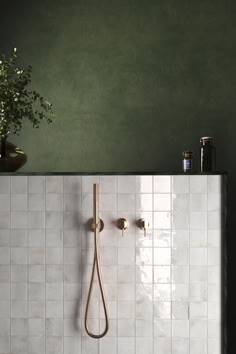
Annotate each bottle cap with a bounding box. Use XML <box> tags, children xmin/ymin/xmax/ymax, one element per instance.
<box><xmin>183</xmin><ymin>151</ymin><xmax>193</xmax><ymax>158</ymax></box>
<box><xmin>200</xmin><ymin>136</ymin><xmax>213</xmax><ymax>143</ymax></box>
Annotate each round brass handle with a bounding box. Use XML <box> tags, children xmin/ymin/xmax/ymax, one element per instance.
<box><xmin>118</xmin><ymin>218</ymin><xmax>129</xmax><ymax>236</ymax></box>
<box><xmin>139</xmin><ymin>218</ymin><xmax>150</xmax><ymax>237</ymax></box>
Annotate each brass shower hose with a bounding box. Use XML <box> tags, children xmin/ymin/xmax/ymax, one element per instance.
<box><xmin>84</xmin><ymin>184</ymin><xmax>109</xmax><ymax>338</ymax></box>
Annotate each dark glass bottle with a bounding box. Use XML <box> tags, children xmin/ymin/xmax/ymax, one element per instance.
<box><xmin>200</xmin><ymin>137</ymin><xmax>216</xmax><ymax>172</ymax></box>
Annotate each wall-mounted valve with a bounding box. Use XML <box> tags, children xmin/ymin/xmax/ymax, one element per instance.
<box><xmin>91</xmin><ymin>218</ymin><xmax>104</xmax><ymax>232</ymax></box>
<box><xmin>117</xmin><ymin>218</ymin><xmax>129</xmax><ymax>237</ymax></box>
<box><xmin>138</xmin><ymin>218</ymin><xmax>150</xmax><ymax>237</ymax></box>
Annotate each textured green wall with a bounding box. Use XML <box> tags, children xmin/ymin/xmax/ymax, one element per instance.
<box><xmin>1</xmin><ymin>0</ymin><xmax>235</xmax><ymax>173</ymax></box>
<box><xmin>1</xmin><ymin>1</ymin><xmax>236</xmax><ymax>350</ymax></box>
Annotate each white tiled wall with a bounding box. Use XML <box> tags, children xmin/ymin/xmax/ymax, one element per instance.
<box><xmin>0</xmin><ymin>175</ymin><xmax>223</xmax><ymax>354</ymax></box>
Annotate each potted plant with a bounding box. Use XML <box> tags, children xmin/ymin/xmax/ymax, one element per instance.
<box><xmin>0</xmin><ymin>48</ymin><xmax>55</xmax><ymax>171</ymax></box>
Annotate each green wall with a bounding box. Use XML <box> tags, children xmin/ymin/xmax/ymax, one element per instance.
<box><xmin>1</xmin><ymin>0</ymin><xmax>235</xmax><ymax>173</ymax></box>
<box><xmin>1</xmin><ymin>0</ymin><xmax>236</xmax><ymax>351</ymax></box>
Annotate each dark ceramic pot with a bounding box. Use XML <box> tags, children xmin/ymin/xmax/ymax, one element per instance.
<box><xmin>0</xmin><ymin>138</ymin><xmax>27</xmax><ymax>172</ymax></box>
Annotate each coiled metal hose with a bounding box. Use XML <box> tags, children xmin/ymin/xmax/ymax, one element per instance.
<box><xmin>84</xmin><ymin>184</ymin><xmax>109</xmax><ymax>338</ymax></box>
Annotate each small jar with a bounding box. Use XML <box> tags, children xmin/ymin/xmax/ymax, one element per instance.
<box><xmin>182</xmin><ymin>151</ymin><xmax>193</xmax><ymax>172</ymax></box>
<box><xmin>200</xmin><ymin>137</ymin><xmax>216</xmax><ymax>172</ymax></box>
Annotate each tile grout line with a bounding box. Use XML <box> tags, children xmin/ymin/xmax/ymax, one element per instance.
<box><xmin>170</xmin><ymin>176</ymin><xmax>173</xmax><ymax>354</ymax></box>
<box><xmin>80</xmin><ymin>176</ymin><xmax>83</xmax><ymax>354</ymax></box>
<box><xmin>9</xmin><ymin>177</ymin><xmax>11</xmax><ymax>354</ymax></box>
<box><xmin>116</xmin><ymin>176</ymin><xmax>118</xmax><ymax>354</ymax></box>
<box><xmin>98</xmin><ymin>176</ymin><xmax>101</xmax><ymax>354</ymax></box>
<box><xmin>27</xmin><ymin>176</ymin><xmax>29</xmax><ymax>354</ymax></box>
<box><xmin>206</xmin><ymin>176</ymin><xmax>208</xmax><ymax>352</ymax></box>
<box><xmin>79</xmin><ymin>177</ymin><xmax>82</xmax><ymax>354</ymax></box>
<box><xmin>62</xmin><ymin>177</ymin><xmax>64</xmax><ymax>354</ymax></box>
<box><xmin>44</xmin><ymin>177</ymin><xmax>46</xmax><ymax>354</ymax></box>
<box><xmin>134</xmin><ymin>177</ymin><xmax>136</xmax><ymax>354</ymax></box>
<box><xmin>188</xmin><ymin>175</ymin><xmax>190</xmax><ymax>353</ymax></box>
<box><xmin>152</xmin><ymin>175</ymin><xmax>154</xmax><ymax>354</ymax></box>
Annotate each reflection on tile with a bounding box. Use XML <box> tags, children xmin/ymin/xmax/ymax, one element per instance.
<box><xmin>154</xmin><ymin>319</ymin><xmax>171</xmax><ymax>337</ymax></box>
<box><xmin>154</xmin><ymin>284</ymin><xmax>171</xmax><ymax>301</ymax></box>
<box><xmin>154</xmin><ymin>176</ymin><xmax>170</xmax><ymax>193</ymax></box>
<box><xmin>154</xmin><ymin>194</ymin><xmax>170</xmax><ymax>211</ymax></box>
<box><xmin>154</xmin><ymin>230</ymin><xmax>171</xmax><ymax>247</ymax></box>
<box><xmin>136</xmin><ymin>284</ymin><xmax>153</xmax><ymax>302</ymax></box>
<box><xmin>154</xmin><ymin>248</ymin><xmax>171</xmax><ymax>265</ymax></box>
<box><xmin>136</xmin><ymin>266</ymin><xmax>153</xmax><ymax>283</ymax></box>
<box><xmin>154</xmin><ymin>302</ymin><xmax>171</xmax><ymax>319</ymax></box>
<box><xmin>136</xmin><ymin>247</ymin><xmax>152</xmax><ymax>265</ymax></box>
<box><xmin>136</xmin><ymin>194</ymin><xmax>152</xmax><ymax>211</ymax></box>
<box><xmin>172</xmin><ymin>284</ymin><xmax>189</xmax><ymax>301</ymax></box>
<box><xmin>154</xmin><ymin>212</ymin><xmax>171</xmax><ymax>229</ymax></box>
<box><xmin>136</xmin><ymin>176</ymin><xmax>152</xmax><ymax>193</ymax></box>
<box><xmin>154</xmin><ymin>266</ymin><xmax>170</xmax><ymax>283</ymax></box>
